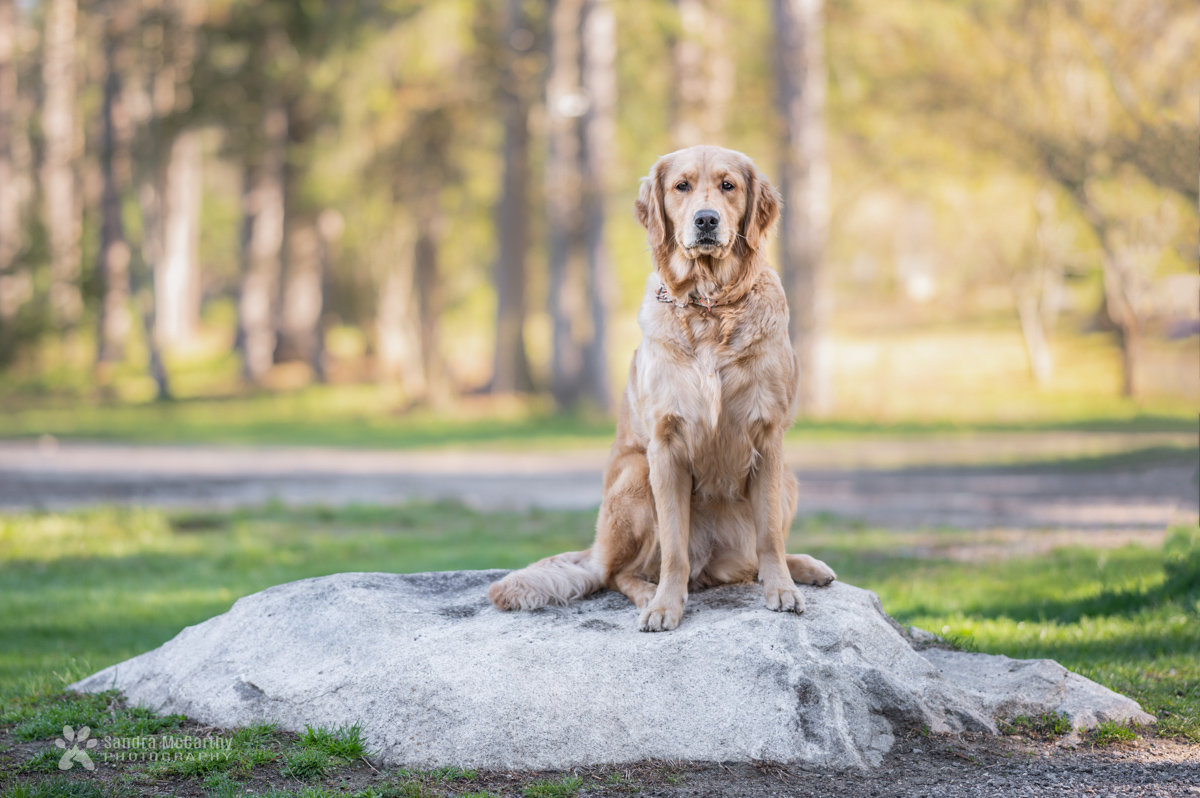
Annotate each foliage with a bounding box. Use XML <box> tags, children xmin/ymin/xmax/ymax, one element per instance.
<box><xmin>3</xmin><ymin>0</ymin><xmax>1197</xmax><ymax>410</ymax></box>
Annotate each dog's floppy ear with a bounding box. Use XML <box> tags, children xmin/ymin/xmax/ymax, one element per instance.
<box><xmin>740</xmin><ymin>168</ymin><xmax>781</xmax><ymax>254</ymax></box>
<box><xmin>635</xmin><ymin>158</ymin><xmax>671</xmax><ymax>254</ymax></box>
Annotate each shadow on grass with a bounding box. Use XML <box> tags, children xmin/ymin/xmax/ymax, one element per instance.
<box><xmin>913</xmin><ymin>581</ymin><xmax>1199</xmax><ymax>629</ymax></box>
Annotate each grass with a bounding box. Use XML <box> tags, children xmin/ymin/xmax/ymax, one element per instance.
<box><xmin>521</xmin><ymin>776</ymin><xmax>583</xmax><ymax>798</ymax></box>
<box><xmin>3</xmin><ymin>691</ymin><xmax>185</xmax><ymax>743</ymax></box>
<box><xmin>300</xmin><ymin>724</ymin><xmax>368</xmax><ymax>760</ymax></box>
<box><xmin>0</xmin><ymin>393</ymin><xmax>1194</xmax><ymax>452</ymax></box>
<box><xmin>0</xmin><ymin>502</ymin><xmax>1197</xmax><ymax>796</ymax></box>
<box><xmin>998</xmin><ymin>712</ymin><xmax>1073</xmax><ymax>740</ymax></box>
<box><xmin>0</xmin><ymin>385</ymin><xmax>622</xmax><ymax>452</ymax></box>
<box><xmin>280</xmin><ymin>748</ymin><xmax>332</xmax><ymax>781</ymax></box>
<box><xmin>1091</xmin><ymin>720</ymin><xmax>1138</xmax><ymax>745</ymax></box>
<box><xmin>2</xmin><ymin>780</ymin><xmax>107</xmax><ymax>798</ymax></box>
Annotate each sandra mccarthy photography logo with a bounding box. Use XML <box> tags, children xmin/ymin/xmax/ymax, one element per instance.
<box><xmin>55</xmin><ymin>725</ymin><xmax>97</xmax><ymax>771</ymax></box>
<box><xmin>51</xmin><ymin>727</ymin><xmax>234</xmax><ymax>771</ymax></box>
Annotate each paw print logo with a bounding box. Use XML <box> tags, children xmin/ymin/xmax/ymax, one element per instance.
<box><xmin>55</xmin><ymin>725</ymin><xmax>97</xmax><ymax>771</ymax></box>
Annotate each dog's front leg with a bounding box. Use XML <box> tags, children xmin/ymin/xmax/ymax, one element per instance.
<box><xmin>641</xmin><ymin>414</ymin><xmax>691</xmax><ymax>631</ymax></box>
<box><xmin>752</xmin><ymin>425</ymin><xmax>806</xmax><ymax>614</ymax></box>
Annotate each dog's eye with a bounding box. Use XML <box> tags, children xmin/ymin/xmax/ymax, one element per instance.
<box><xmin>675</xmin><ymin>181</ymin><xmax>691</xmax><ymax>192</ymax></box>
<box><xmin>721</xmin><ymin>181</ymin><xmax>735</xmax><ymax>191</ymax></box>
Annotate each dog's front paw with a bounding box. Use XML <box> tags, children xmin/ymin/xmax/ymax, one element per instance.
<box><xmin>764</xmin><ymin>585</ymin><xmax>806</xmax><ymax>614</ymax></box>
<box><xmin>638</xmin><ymin>600</ymin><xmax>684</xmax><ymax>632</ymax></box>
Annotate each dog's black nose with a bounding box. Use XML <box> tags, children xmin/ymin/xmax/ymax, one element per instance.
<box><xmin>694</xmin><ymin>209</ymin><xmax>720</xmax><ymax>232</ymax></box>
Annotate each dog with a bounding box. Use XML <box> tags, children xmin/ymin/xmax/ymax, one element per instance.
<box><xmin>489</xmin><ymin>145</ymin><xmax>836</xmax><ymax>631</ymax></box>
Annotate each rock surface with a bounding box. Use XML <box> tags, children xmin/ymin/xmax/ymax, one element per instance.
<box><xmin>72</xmin><ymin>571</ymin><xmax>1154</xmax><ymax>770</ymax></box>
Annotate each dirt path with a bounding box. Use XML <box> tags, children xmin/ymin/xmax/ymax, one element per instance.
<box><xmin>590</xmin><ymin>732</ymin><xmax>1200</xmax><ymax>797</ymax></box>
<box><xmin>1</xmin><ymin>432</ymin><xmax>1195</xmax><ymax>534</ymax></box>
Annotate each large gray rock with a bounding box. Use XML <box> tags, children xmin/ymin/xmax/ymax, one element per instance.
<box><xmin>72</xmin><ymin>571</ymin><xmax>1154</xmax><ymax>770</ymax></box>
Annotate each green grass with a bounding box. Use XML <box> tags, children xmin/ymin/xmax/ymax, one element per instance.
<box><xmin>0</xmin><ymin>377</ymin><xmax>1194</xmax><ymax>452</ymax></box>
<box><xmin>2</xmin><ymin>691</ymin><xmax>185</xmax><ymax>742</ymax></box>
<box><xmin>1</xmin><ymin>502</ymin><xmax>1197</xmax><ymax>752</ymax></box>
<box><xmin>521</xmin><ymin>776</ymin><xmax>583</xmax><ymax>798</ymax></box>
<box><xmin>16</xmin><ymin>747</ymin><xmax>63</xmax><ymax>775</ymax></box>
<box><xmin>1</xmin><ymin>779</ymin><xmax>107</xmax><ymax>798</ymax></box>
<box><xmin>998</xmin><ymin>712</ymin><xmax>1073</xmax><ymax>739</ymax></box>
<box><xmin>0</xmin><ymin>386</ymin><xmax>621</xmax><ymax>452</ymax></box>
<box><xmin>1091</xmin><ymin>720</ymin><xmax>1138</xmax><ymax>745</ymax></box>
<box><xmin>299</xmin><ymin>723</ymin><xmax>368</xmax><ymax>760</ymax></box>
<box><xmin>280</xmin><ymin>747</ymin><xmax>331</xmax><ymax>780</ymax></box>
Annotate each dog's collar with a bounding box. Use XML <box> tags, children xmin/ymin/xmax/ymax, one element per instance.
<box><xmin>656</xmin><ymin>284</ymin><xmax>722</xmax><ymax>313</ymax></box>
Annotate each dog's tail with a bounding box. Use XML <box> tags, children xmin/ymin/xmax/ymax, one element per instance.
<box><xmin>489</xmin><ymin>549</ymin><xmax>604</xmax><ymax>611</ymax></box>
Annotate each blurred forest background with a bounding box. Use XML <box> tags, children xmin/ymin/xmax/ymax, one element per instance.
<box><xmin>0</xmin><ymin>0</ymin><xmax>1197</xmax><ymax>428</ymax></box>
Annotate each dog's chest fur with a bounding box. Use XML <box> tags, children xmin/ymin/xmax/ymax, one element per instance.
<box><xmin>633</xmin><ymin>270</ymin><xmax>796</xmax><ymax>501</ymax></box>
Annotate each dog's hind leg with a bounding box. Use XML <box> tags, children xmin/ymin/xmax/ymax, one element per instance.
<box><xmin>786</xmin><ymin>553</ymin><xmax>836</xmax><ymax>586</ymax></box>
<box><xmin>778</xmin><ymin>468</ymin><xmax>837</xmax><ymax>587</ymax></box>
<box><xmin>612</xmin><ymin>569</ymin><xmax>657</xmax><ymax>609</ymax></box>
<box><xmin>593</xmin><ymin>447</ymin><xmax>660</xmax><ymax>611</ymax></box>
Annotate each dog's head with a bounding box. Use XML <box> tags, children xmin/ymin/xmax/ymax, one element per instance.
<box><xmin>635</xmin><ymin>146</ymin><xmax>780</xmax><ymax>275</ymax></box>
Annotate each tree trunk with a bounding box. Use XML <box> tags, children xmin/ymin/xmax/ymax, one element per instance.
<box><xmin>156</xmin><ymin>130</ymin><xmax>202</xmax><ymax>347</ymax></box>
<box><xmin>236</xmin><ymin>99</ymin><xmax>287</xmax><ymax>385</ymax></box>
<box><xmin>546</xmin><ymin>0</ymin><xmax>585</xmax><ymax>409</ymax></box>
<box><xmin>773</xmin><ymin>0</ymin><xmax>832</xmax><ymax>416</ymax></box>
<box><xmin>0</xmin><ymin>0</ymin><xmax>17</xmax><ymax>291</ymax></box>
<box><xmin>1013</xmin><ymin>285</ymin><xmax>1052</xmax><ymax>386</ymax></box>
<box><xmin>153</xmin><ymin>0</ymin><xmax>201</xmax><ymax>348</ymax></box>
<box><xmin>310</xmin><ymin>209</ymin><xmax>344</xmax><ymax>383</ymax></box>
<box><xmin>1010</xmin><ymin>188</ymin><xmax>1063</xmax><ymax>386</ymax></box>
<box><xmin>278</xmin><ymin>211</ymin><xmax>325</xmax><ymax>377</ymax></box>
<box><xmin>0</xmin><ymin>0</ymin><xmax>29</xmax><ymax>326</ymax></box>
<box><xmin>413</xmin><ymin>203</ymin><xmax>447</xmax><ymax>404</ymax></box>
<box><xmin>375</xmin><ymin>235</ymin><xmax>422</xmax><ymax>392</ymax></box>
<box><xmin>40</xmin><ymin>0</ymin><xmax>82</xmax><ymax>327</ymax></box>
<box><xmin>579</xmin><ymin>0</ymin><xmax>615</xmax><ymax>411</ymax></box>
<box><xmin>1066</xmin><ymin>183</ymin><xmax>1147</xmax><ymax>400</ymax></box>
<box><xmin>135</xmin><ymin>165</ymin><xmax>172</xmax><ymax>400</ymax></box>
<box><xmin>670</xmin><ymin>0</ymin><xmax>732</xmax><ymax>147</ymax></box>
<box><xmin>96</xmin><ymin>13</ymin><xmax>133</xmax><ymax>364</ymax></box>
<box><xmin>122</xmin><ymin>0</ymin><xmax>174</xmax><ymax>398</ymax></box>
<box><xmin>489</xmin><ymin>0</ymin><xmax>535</xmax><ymax>395</ymax></box>
<box><xmin>1102</xmin><ymin>252</ymin><xmax>1141</xmax><ymax>398</ymax></box>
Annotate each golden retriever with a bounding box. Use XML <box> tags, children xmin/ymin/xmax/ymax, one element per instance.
<box><xmin>489</xmin><ymin>145</ymin><xmax>836</xmax><ymax>631</ymax></box>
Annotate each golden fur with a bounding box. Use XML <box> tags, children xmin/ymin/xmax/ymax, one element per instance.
<box><xmin>489</xmin><ymin>146</ymin><xmax>835</xmax><ymax>631</ymax></box>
